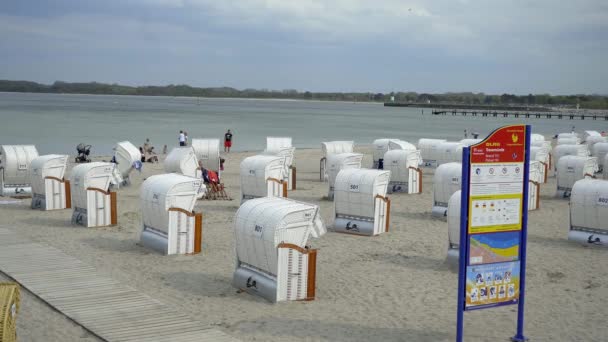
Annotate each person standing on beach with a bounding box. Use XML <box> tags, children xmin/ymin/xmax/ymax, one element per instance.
<box><xmin>464</xmin><ymin>129</ymin><xmax>468</xmax><ymax>138</ymax></box>
<box><xmin>184</xmin><ymin>131</ymin><xmax>189</xmax><ymax>146</ymax></box>
<box><xmin>224</xmin><ymin>129</ymin><xmax>233</xmax><ymax>152</ymax></box>
<box><xmin>179</xmin><ymin>130</ymin><xmax>186</xmax><ymax>146</ymax></box>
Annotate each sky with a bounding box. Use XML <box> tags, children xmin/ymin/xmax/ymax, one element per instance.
<box><xmin>1</xmin><ymin>0</ymin><xmax>607</xmax><ymax>94</ymax></box>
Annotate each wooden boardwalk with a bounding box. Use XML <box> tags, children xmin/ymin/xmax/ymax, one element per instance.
<box><xmin>0</xmin><ymin>228</ymin><xmax>239</xmax><ymax>342</ymax></box>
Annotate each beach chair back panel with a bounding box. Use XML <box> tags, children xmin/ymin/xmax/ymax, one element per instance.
<box><xmin>240</xmin><ymin>155</ymin><xmax>284</xmax><ymax>200</ymax></box>
<box><xmin>0</xmin><ymin>145</ymin><xmax>39</xmax><ymax>187</ymax></box>
<box><xmin>384</xmin><ymin>149</ymin><xmax>408</xmax><ymax>183</ymax></box>
<box><xmin>447</xmin><ymin>191</ymin><xmax>462</xmax><ymax>247</ymax></box>
<box><xmin>70</xmin><ymin>163</ymin><xmax>113</xmax><ymax>209</ymax></box>
<box><xmin>233</xmin><ymin>198</ymin><xmax>324</xmax><ymax>302</ymax></box>
<box><xmin>164</xmin><ymin>147</ymin><xmax>199</xmax><ymax>178</ymax></box>
<box><xmin>557</xmin><ymin>137</ymin><xmax>580</xmax><ymax>145</ymax></box>
<box><xmin>29</xmin><ymin>155</ymin><xmax>67</xmax><ymax>194</ymax></box>
<box><xmin>585</xmin><ymin>135</ymin><xmax>607</xmax><ymax>149</ymax></box>
<box><xmin>321</xmin><ymin>141</ymin><xmax>354</xmax><ymax>181</ymax></box>
<box><xmin>191</xmin><ymin>139</ymin><xmax>221</xmax><ymax>173</ymax></box>
<box><xmin>557</xmin><ymin>156</ymin><xmax>597</xmax><ymax>196</ymax></box>
<box><xmin>554</xmin><ymin>145</ymin><xmax>589</xmax><ymax>170</ymax></box>
<box><xmin>569</xmin><ymin>179</ymin><xmax>608</xmax><ymax>245</ymax></box>
<box><xmin>436</xmin><ymin>142</ymin><xmax>464</xmax><ymax>166</ymax></box>
<box><xmin>433</xmin><ymin>163</ymin><xmax>462</xmax><ymax>206</ymax></box>
<box><xmin>141</xmin><ymin>174</ymin><xmax>199</xmax><ymax>233</ymax></box>
<box><xmin>114</xmin><ymin>141</ymin><xmax>140</xmax><ymax>178</ymax></box>
<box><xmin>234</xmin><ymin>198</ymin><xmax>323</xmax><ymax>277</ymax></box>
<box><xmin>327</xmin><ymin>153</ymin><xmax>364</xmax><ymax>199</ymax></box>
<box><xmin>460</xmin><ymin>139</ymin><xmax>482</xmax><ymax>146</ymax></box>
<box><xmin>384</xmin><ymin>149</ymin><xmax>422</xmax><ymax>194</ymax></box>
<box><xmin>322</xmin><ymin>141</ymin><xmax>354</xmax><ymax>157</ymax></box>
<box><xmin>266</xmin><ymin>137</ymin><xmax>292</xmax><ymax>153</ymax></box>
<box><xmin>372</xmin><ymin>138</ymin><xmax>393</xmax><ymax>168</ymax></box>
<box><xmin>334</xmin><ymin>169</ymin><xmax>390</xmax><ymax>219</ymax></box>
<box><xmin>583</xmin><ymin>130</ymin><xmax>601</xmax><ymax>141</ymax></box>
<box><xmin>592</xmin><ymin>143</ymin><xmax>608</xmax><ymax>172</ymax></box>
<box><xmin>418</xmin><ymin>139</ymin><xmax>447</xmax><ymax>167</ymax></box>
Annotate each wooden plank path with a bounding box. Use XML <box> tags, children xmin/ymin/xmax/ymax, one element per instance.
<box><xmin>0</xmin><ymin>228</ymin><xmax>239</xmax><ymax>342</ymax></box>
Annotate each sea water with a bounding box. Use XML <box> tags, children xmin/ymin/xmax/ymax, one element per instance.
<box><xmin>0</xmin><ymin>92</ymin><xmax>604</xmax><ymax>155</ymax></box>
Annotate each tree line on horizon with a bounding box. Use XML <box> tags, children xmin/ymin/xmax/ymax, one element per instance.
<box><xmin>1</xmin><ymin>79</ymin><xmax>607</xmax><ymax>109</ymax></box>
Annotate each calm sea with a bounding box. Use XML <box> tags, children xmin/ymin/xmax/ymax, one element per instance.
<box><xmin>0</xmin><ymin>92</ymin><xmax>605</xmax><ymax>155</ymax></box>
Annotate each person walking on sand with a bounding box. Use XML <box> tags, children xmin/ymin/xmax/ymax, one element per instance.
<box><xmin>179</xmin><ymin>130</ymin><xmax>186</xmax><ymax>146</ymax></box>
<box><xmin>224</xmin><ymin>129</ymin><xmax>233</xmax><ymax>153</ymax></box>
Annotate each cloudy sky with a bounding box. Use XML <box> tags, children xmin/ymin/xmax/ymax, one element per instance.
<box><xmin>1</xmin><ymin>0</ymin><xmax>607</xmax><ymax>94</ymax></box>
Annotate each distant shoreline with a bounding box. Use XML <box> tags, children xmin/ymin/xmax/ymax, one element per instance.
<box><xmin>4</xmin><ymin>92</ymin><xmax>605</xmax><ymax>114</ymax></box>
<box><xmin>0</xmin><ymin>91</ymin><xmax>383</xmax><ymax>105</ymax></box>
<box><xmin>2</xmin><ymin>79</ymin><xmax>607</xmax><ymax>109</ymax></box>
<box><xmin>5</xmin><ymin>92</ymin><xmax>606</xmax><ymax>113</ymax></box>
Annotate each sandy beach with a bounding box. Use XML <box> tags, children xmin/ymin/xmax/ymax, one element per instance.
<box><xmin>1</xmin><ymin>146</ymin><xmax>606</xmax><ymax>342</ymax></box>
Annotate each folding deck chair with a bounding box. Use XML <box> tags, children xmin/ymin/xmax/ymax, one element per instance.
<box><xmin>202</xmin><ymin>170</ymin><xmax>232</xmax><ymax>200</ymax></box>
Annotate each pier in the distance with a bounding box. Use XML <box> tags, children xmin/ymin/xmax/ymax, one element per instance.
<box><xmin>430</xmin><ymin>110</ymin><xmax>608</xmax><ymax>120</ymax></box>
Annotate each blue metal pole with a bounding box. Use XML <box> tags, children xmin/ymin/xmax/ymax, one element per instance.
<box><xmin>512</xmin><ymin>125</ymin><xmax>531</xmax><ymax>342</ymax></box>
<box><xmin>456</xmin><ymin>147</ymin><xmax>470</xmax><ymax>342</ymax></box>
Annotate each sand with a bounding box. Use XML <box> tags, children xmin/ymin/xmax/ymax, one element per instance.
<box><xmin>0</xmin><ymin>146</ymin><xmax>606</xmax><ymax>342</ymax></box>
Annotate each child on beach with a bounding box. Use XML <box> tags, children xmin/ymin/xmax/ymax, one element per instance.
<box><xmin>147</xmin><ymin>147</ymin><xmax>159</xmax><ymax>163</ymax></box>
<box><xmin>143</xmin><ymin>138</ymin><xmax>152</xmax><ymax>153</ymax></box>
<box><xmin>139</xmin><ymin>146</ymin><xmax>158</xmax><ymax>163</ymax></box>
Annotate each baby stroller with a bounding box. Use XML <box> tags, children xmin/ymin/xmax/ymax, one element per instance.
<box><xmin>75</xmin><ymin>143</ymin><xmax>92</xmax><ymax>163</ymax></box>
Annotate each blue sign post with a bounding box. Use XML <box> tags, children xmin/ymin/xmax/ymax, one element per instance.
<box><xmin>512</xmin><ymin>127</ymin><xmax>531</xmax><ymax>342</ymax></box>
<box><xmin>456</xmin><ymin>125</ymin><xmax>531</xmax><ymax>341</ymax></box>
